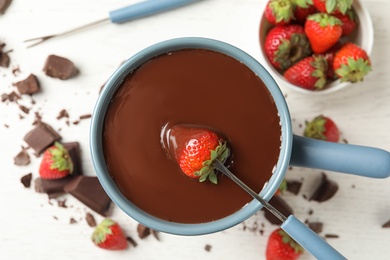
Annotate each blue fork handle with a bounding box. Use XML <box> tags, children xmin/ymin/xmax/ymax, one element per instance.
<box><xmin>281</xmin><ymin>215</ymin><xmax>347</xmax><ymax>260</ymax></box>
<box><xmin>109</xmin><ymin>0</ymin><xmax>199</xmax><ymax>24</ymax></box>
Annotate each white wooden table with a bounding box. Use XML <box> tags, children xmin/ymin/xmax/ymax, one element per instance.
<box><xmin>1</xmin><ymin>0</ymin><xmax>389</xmax><ymax>259</ymax></box>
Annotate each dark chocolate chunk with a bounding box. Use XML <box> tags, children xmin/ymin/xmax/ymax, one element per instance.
<box><xmin>23</xmin><ymin>122</ymin><xmax>61</xmax><ymax>154</ymax></box>
<box><xmin>86</xmin><ymin>212</ymin><xmax>97</xmax><ymax>227</ymax></box>
<box><xmin>0</xmin><ymin>0</ymin><xmax>12</xmax><ymax>14</ymax></box>
<box><xmin>43</xmin><ymin>55</ymin><xmax>79</xmax><ymax>80</ymax></box>
<box><xmin>13</xmin><ymin>74</ymin><xmax>40</xmax><ymax>95</ymax></box>
<box><xmin>382</xmin><ymin>219</ymin><xmax>390</xmax><ymax>228</ymax></box>
<box><xmin>309</xmin><ymin>173</ymin><xmax>339</xmax><ymax>202</ymax></box>
<box><xmin>308</xmin><ymin>222</ymin><xmax>323</xmax><ymax>234</ymax></box>
<box><xmin>286</xmin><ymin>180</ymin><xmax>302</xmax><ymax>195</ymax></box>
<box><xmin>64</xmin><ymin>176</ymin><xmax>111</xmax><ymax>216</ymax></box>
<box><xmin>20</xmin><ymin>173</ymin><xmax>32</xmax><ymax>188</ymax></box>
<box><xmin>262</xmin><ymin>196</ymin><xmax>293</xmax><ymax>225</ymax></box>
<box><xmin>14</xmin><ymin>148</ymin><xmax>30</xmax><ymax>166</ymax></box>
<box><xmin>137</xmin><ymin>224</ymin><xmax>151</xmax><ymax>239</ymax></box>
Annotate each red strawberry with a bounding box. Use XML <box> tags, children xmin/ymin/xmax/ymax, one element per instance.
<box><xmin>292</xmin><ymin>0</ymin><xmax>318</xmax><ymax>23</ymax></box>
<box><xmin>266</xmin><ymin>228</ymin><xmax>304</xmax><ymax>260</ymax></box>
<box><xmin>304</xmin><ymin>115</ymin><xmax>339</xmax><ymax>142</ymax></box>
<box><xmin>39</xmin><ymin>141</ymin><xmax>73</xmax><ymax>179</ymax></box>
<box><xmin>334</xmin><ymin>9</ymin><xmax>357</xmax><ymax>36</ymax></box>
<box><xmin>283</xmin><ymin>55</ymin><xmax>328</xmax><ymax>90</ymax></box>
<box><xmin>305</xmin><ymin>13</ymin><xmax>342</xmax><ymax>54</ymax></box>
<box><xmin>312</xmin><ymin>0</ymin><xmax>353</xmax><ymax>15</ymax></box>
<box><xmin>264</xmin><ymin>25</ymin><xmax>312</xmax><ymax>71</ymax></box>
<box><xmin>333</xmin><ymin>42</ymin><xmax>372</xmax><ymax>82</ymax></box>
<box><xmin>92</xmin><ymin>219</ymin><xmax>128</xmax><ymax>250</ymax></box>
<box><xmin>168</xmin><ymin>125</ymin><xmax>229</xmax><ymax>184</ymax></box>
<box><xmin>265</xmin><ymin>0</ymin><xmax>294</xmax><ymax>26</ymax></box>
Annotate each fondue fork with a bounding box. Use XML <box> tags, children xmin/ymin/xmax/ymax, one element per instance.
<box><xmin>24</xmin><ymin>0</ymin><xmax>200</xmax><ymax>48</ymax></box>
<box><xmin>213</xmin><ymin>160</ymin><xmax>346</xmax><ymax>260</ymax></box>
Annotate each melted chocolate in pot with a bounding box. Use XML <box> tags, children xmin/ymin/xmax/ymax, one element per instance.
<box><xmin>103</xmin><ymin>49</ymin><xmax>281</xmax><ymax>224</ymax></box>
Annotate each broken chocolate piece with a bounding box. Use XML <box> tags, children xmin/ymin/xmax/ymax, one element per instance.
<box><xmin>0</xmin><ymin>51</ymin><xmax>10</xmax><ymax>67</ymax></box>
<box><xmin>286</xmin><ymin>180</ymin><xmax>302</xmax><ymax>195</ymax></box>
<box><xmin>23</xmin><ymin>122</ymin><xmax>61</xmax><ymax>154</ymax></box>
<box><xmin>0</xmin><ymin>0</ymin><xmax>12</xmax><ymax>14</ymax></box>
<box><xmin>64</xmin><ymin>176</ymin><xmax>111</xmax><ymax>216</ymax></box>
<box><xmin>20</xmin><ymin>173</ymin><xmax>32</xmax><ymax>188</ymax></box>
<box><xmin>13</xmin><ymin>74</ymin><xmax>40</xmax><ymax>95</ymax></box>
<box><xmin>14</xmin><ymin>148</ymin><xmax>30</xmax><ymax>166</ymax></box>
<box><xmin>382</xmin><ymin>219</ymin><xmax>390</xmax><ymax>228</ymax></box>
<box><xmin>308</xmin><ymin>222</ymin><xmax>323</xmax><ymax>234</ymax></box>
<box><xmin>262</xmin><ymin>196</ymin><xmax>293</xmax><ymax>225</ymax></box>
<box><xmin>137</xmin><ymin>224</ymin><xmax>151</xmax><ymax>239</ymax></box>
<box><xmin>309</xmin><ymin>173</ymin><xmax>339</xmax><ymax>202</ymax></box>
<box><xmin>86</xmin><ymin>212</ymin><xmax>97</xmax><ymax>227</ymax></box>
<box><xmin>43</xmin><ymin>55</ymin><xmax>79</xmax><ymax>80</ymax></box>
<box><xmin>1</xmin><ymin>91</ymin><xmax>20</xmax><ymax>102</ymax></box>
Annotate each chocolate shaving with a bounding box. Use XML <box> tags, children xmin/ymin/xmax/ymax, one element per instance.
<box><xmin>126</xmin><ymin>236</ymin><xmax>138</xmax><ymax>247</ymax></box>
<box><xmin>85</xmin><ymin>212</ymin><xmax>97</xmax><ymax>227</ymax></box>
<box><xmin>43</xmin><ymin>55</ymin><xmax>79</xmax><ymax>80</ymax></box>
<box><xmin>13</xmin><ymin>74</ymin><xmax>40</xmax><ymax>95</ymax></box>
<box><xmin>79</xmin><ymin>114</ymin><xmax>91</xmax><ymax>120</ymax></box>
<box><xmin>20</xmin><ymin>173</ymin><xmax>32</xmax><ymax>188</ymax></box>
<box><xmin>14</xmin><ymin>148</ymin><xmax>30</xmax><ymax>166</ymax></box>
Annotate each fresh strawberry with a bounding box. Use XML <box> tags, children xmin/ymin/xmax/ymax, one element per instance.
<box><xmin>39</xmin><ymin>141</ymin><xmax>73</xmax><ymax>179</ymax></box>
<box><xmin>334</xmin><ymin>9</ymin><xmax>357</xmax><ymax>36</ymax></box>
<box><xmin>266</xmin><ymin>228</ymin><xmax>304</xmax><ymax>260</ymax></box>
<box><xmin>312</xmin><ymin>0</ymin><xmax>353</xmax><ymax>15</ymax></box>
<box><xmin>283</xmin><ymin>55</ymin><xmax>328</xmax><ymax>90</ymax></box>
<box><xmin>265</xmin><ymin>0</ymin><xmax>294</xmax><ymax>26</ymax></box>
<box><xmin>291</xmin><ymin>0</ymin><xmax>318</xmax><ymax>23</ymax></box>
<box><xmin>305</xmin><ymin>13</ymin><xmax>342</xmax><ymax>54</ymax></box>
<box><xmin>304</xmin><ymin>115</ymin><xmax>339</xmax><ymax>142</ymax></box>
<box><xmin>168</xmin><ymin>125</ymin><xmax>229</xmax><ymax>184</ymax></box>
<box><xmin>333</xmin><ymin>42</ymin><xmax>372</xmax><ymax>82</ymax></box>
<box><xmin>92</xmin><ymin>219</ymin><xmax>128</xmax><ymax>250</ymax></box>
<box><xmin>264</xmin><ymin>25</ymin><xmax>312</xmax><ymax>71</ymax></box>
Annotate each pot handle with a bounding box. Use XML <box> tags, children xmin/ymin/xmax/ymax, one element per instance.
<box><xmin>290</xmin><ymin>135</ymin><xmax>390</xmax><ymax>178</ymax></box>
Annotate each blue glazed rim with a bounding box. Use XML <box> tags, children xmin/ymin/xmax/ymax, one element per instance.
<box><xmin>90</xmin><ymin>37</ymin><xmax>293</xmax><ymax>235</ymax></box>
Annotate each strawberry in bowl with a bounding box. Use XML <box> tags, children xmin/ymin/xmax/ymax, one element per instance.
<box><xmin>259</xmin><ymin>0</ymin><xmax>373</xmax><ymax>94</ymax></box>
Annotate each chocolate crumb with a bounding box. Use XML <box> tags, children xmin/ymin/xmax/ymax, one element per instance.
<box><xmin>70</xmin><ymin>218</ymin><xmax>77</xmax><ymax>224</ymax></box>
<box><xmin>53</xmin><ymin>216</ymin><xmax>58</xmax><ymax>220</ymax></box>
<box><xmin>308</xmin><ymin>222</ymin><xmax>323</xmax><ymax>234</ymax></box>
<box><xmin>4</xmin><ymin>124</ymin><xmax>9</xmax><ymax>128</ymax></box>
<box><xmin>43</xmin><ymin>55</ymin><xmax>79</xmax><ymax>80</ymax></box>
<box><xmin>85</xmin><ymin>212</ymin><xmax>97</xmax><ymax>227</ymax></box>
<box><xmin>205</xmin><ymin>244</ymin><xmax>212</xmax><ymax>252</ymax></box>
<box><xmin>12</xmin><ymin>65</ymin><xmax>20</xmax><ymax>76</ymax></box>
<box><xmin>13</xmin><ymin>74</ymin><xmax>40</xmax><ymax>95</ymax></box>
<box><xmin>20</xmin><ymin>173</ymin><xmax>32</xmax><ymax>188</ymax></box>
<box><xmin>137</xmin><ymin>224</ymin><xmax>151</xmax><ymax>239</ymax></box>
<box><xmin>126</xmin><ymin>236</ymin><xmax>138</xmax><ymax>247</ymax></box>
<box><xmin>1</xmin><ymin>91</ymin><xmax>20</xmax><ymax>102</ymax></box>
<box><xmin>14</xmin><ymin>148</ymin><xmax>30</xmax><ymax>166</ymax></box>
<box><xmin>342</xmin><ymin>138</ymin><xmax>348</xmax><ymax>144</ymax></box>
<box><xmin>72</xmin><ymin>120</ymin><xmax>80</xmax><ymax>125</ymax></box>
<box><xmin>308</xmin><ymin>209</ymin><xmax>314</xmax><ymax>215</ymax></box>
<box><xmin>382</xmin><ymin>219</ymin><xmax>390</xmax><ymax>228</ymax></box>
<box><xmin>325</xmin><ymin>234</ymin><xmax>339</xmax><ymax>238</ymax></box>
<box><xmin>57</xmin><ymin>109</ymin><xmax>69</xmax><ymax>120</ymax></box>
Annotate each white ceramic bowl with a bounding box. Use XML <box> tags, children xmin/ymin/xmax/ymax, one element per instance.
<box><xmin>258</xmin><ymin>0</ymin><xmax>374</xmax><ymax>95</ymax></box>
